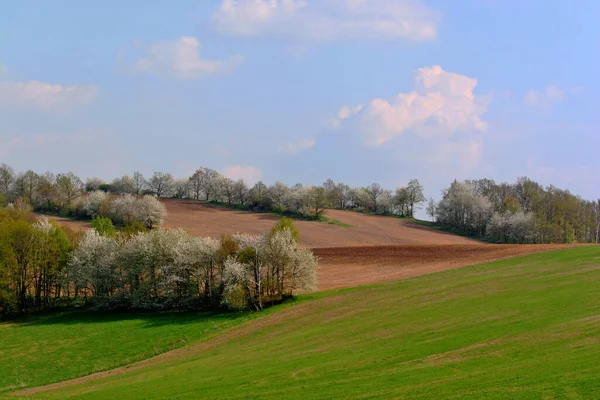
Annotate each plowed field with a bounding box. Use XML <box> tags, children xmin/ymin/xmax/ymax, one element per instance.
<box><xmin>43</xmin><ymin>200</ymin><xmax>579</xmax><ymax>291</ymax></box>
<box><xmin>313</xmin><ymin>244</ymin><xmax>579</xmax><ymax>290</ymax></box>
<box><xmin>161</xmin><ymin>199</ymin><xmax>478</xmax><ymax>247</ymax></box>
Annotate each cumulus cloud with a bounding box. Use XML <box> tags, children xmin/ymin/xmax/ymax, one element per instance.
<box><xmin>132</xmin><ymin>36</ymin><xmax>244</xmax><ymax>79</ymax></box>
<box><xmin>212</xmin><ymin>0</ymin><xmax>439</xmax><ymax>42</ymax></box>
<box><xmin>523</xmin><ymin>85</ymin><xmax>580</xmax><ymax>111</ymax></box>
<box><xmin>278</xmin><ymin>137</ymin><xmax>315</xmax><ymax>154</ymax></box>
<box><xmin>0</xmin><ymin>81</ymin><xmax>98</xmax><ymax>111</ymax></box>
<box><xmin>330</xmin><ymin>65</ymin><xmax>490</xmax><ymax>146</ymax></box>
<box><xmin>222</xmin><ymin>164</ymin><xmax>263</xmax><ymax>185</ymax></box>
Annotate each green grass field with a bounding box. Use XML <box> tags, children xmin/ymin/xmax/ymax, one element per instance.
<box><xmin>0</xmin><ymin>309</ymin><xmax>252</xmax><ymax>393</ymax></box>
<box><xmin>6</xmin><ymin>246</ymin><xmax>598</xmax><ymax>399</ymax></box>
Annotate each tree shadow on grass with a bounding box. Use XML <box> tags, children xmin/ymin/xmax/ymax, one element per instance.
<box><xmin>2</xmin><ymin>309</ymin><xmax>248</xmax><ymax>329</ymax></box>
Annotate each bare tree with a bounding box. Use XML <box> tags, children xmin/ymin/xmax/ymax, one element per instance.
<box><xmin>173</xmin><ymin>179</ymin><xmax>190</xmax><ymax>199</ymax></box>
<box><xmin>233</xmin><ymin>179</ymin><xmax>249</xmax><ymax>206</ymax></box>
<box><xmin>132</xmin><ymin>171</ymin><xmax>146</xmax><ymax>195</ymax></box>
<box><xmin>426</xmin><ymin>198</ymin><xmax>437</xmax><ymax>222</ymax></box>
<box><xmin>111</xmin><ymin>175</ymin><xmax>136</xmax><ymax>194</ymax></box>
<box><xmin>147</xmin><ymin>172</ymin><xmax>174</xmax><ymax>198</ymax></box>
<box><xmin>189</xmin><ymin>167</ymin><xmax>219</xmax><ymax>201</ymax></box>
<box><xmin>0</xmin><ymin>163</ymin><xmax>15</xmax><ymax>196</ymax></box>
<box><xmin>220</xmin><ymin>177</ymin><xmax>236</xmax><ymax>204</ymax></box>
<box><xmin>365</xmin><ymin>182</ymin><xmax>385</xmax><ymax>213</ymax></box>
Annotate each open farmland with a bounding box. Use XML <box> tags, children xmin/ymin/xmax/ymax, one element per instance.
<box><xmin>41</xmin><ymin>200</ymin><xmax>579</xmax><ymax>290</ymax></box>
<box><xmin>44</xmin><ymin>199</ymin><xmax>479</xmax><ymax>247</ymax></box>
<box><xmin>13</xmin><ymin>246</ymin><xmax>600</xmax><ymax>399</ymax></box>
<box><xmin>313</xmin><ymin>244</ymin><xmax>579</xmax><ymax>290</ymax></box>
<box><xmin>160</xmin><ymin>199</ymin><xmax>479</xmax><ymax>247</ymax></box>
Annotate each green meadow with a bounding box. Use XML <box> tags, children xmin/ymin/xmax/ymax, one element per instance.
<box><xmin>3</xmin><ymin>246</ymin><xmax>600</xmax><ymax>399</ymax></box>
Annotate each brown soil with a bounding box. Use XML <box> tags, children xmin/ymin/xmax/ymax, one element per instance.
<box><xmin>313</xmin><ymin>244</ymin><xmax>580</xmax><ymax>290</ymax></box>
<box><xmin>44</xmin><ymin>199</ymin><xmax>477</xmax><ymax>247</ymax></box>
<box><xmin>41</xmin><ymin>215</ymin><xmax>92</xmax><ymax>232</ymax></box>
<box><xmin>160</xmin><ymin>199</ymin><xmax>479</xmax><ymax>247</ymax></box>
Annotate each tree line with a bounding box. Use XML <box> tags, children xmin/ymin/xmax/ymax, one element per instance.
<box><xmin>434</xmin><ymin>178</ymin><xmax>600</xmax><ymax>244</ymax></box>
<box><xmin>0</xmin><ymin>204</ymin><xmax>317</xmax><ymax>315</ymax></box>
<box><xmin>1</xmin><ymin>163</ymin><xmax>598</xmax><ymax>244</ymax></box>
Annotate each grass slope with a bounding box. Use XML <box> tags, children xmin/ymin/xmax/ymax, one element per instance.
<box><xmin>20</xmin><ymin>246</ymin><xmax>600</xmax><ymax>399</ymax></box>
<box><xmin>0</xmin><ymin>310</ymin><xmax>250</xmax><ymax>393</ymax></box>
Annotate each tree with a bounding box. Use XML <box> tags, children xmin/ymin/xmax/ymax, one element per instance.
<box><xmin>55</xmin><ymin>172</ymin><xmax>84</xmax><ymax>210</ymax></box>
<box><xmin>0</xmin><ymin>163</ymin><xmax>15</xmax><ymax>197</ymax></box>
<box><xmin>301</xmin><ymin>186</ymin><xmax>328</xmax><ymax>218</ymax></box>
<box><xmin>365</xmin><ymin>183</ymin><xmax>385</xmax><ymax>213</ymax></box>
<box><xmin>219</xmin><ymin>177</ymin><xmax>236</xmax><ymax>205</ymax></box>
<box><xmin>36</xmin><ymin>172</ymin><xmax>57</xmax><ymax>211</ymax></box>
<box><xmin>271</xmin><ymin>217</ymin><xmax>300</xmax><ymax>243</ymax></box>
<box><xmin>250</xmin><ymin>181</ymin><xmax>270</xmax><ymax>209</ymax></box>
<box><xmin>233</xmin><ymin>179</ymin><xmax>249</xmax><ymax>206</ymax></box>
<box><xmin>134</xmin><ymin>195</ymin><xmax>167</xmax><ymax>229</ymax></box>
<box><xmin>111</xmin><ymin>175</ymin><xmax>136</xmax><ymax>194</ymax></box>
<box><xmin>393</xmin><ymin>187</ymin><xmax>410</xmax><ymax>216</ymax></box>
<box><xmin>132</xmin><ymin>171</ymin><xmax>146</xmax><ymax>196</ymax></box>
<box><xmin>147</xmin><ymin>172</ymin><xmax>174</xmax><ymax>198</ymax></box>
<box><xmin>83</xmin><ymin>190</ymin><xmax>111</xmax><ymax>218</ymax></box>
<box><xmin>269</xmin><ymin>181</ymin><xmax>289</xmax><ymax>211</ymax></box>
<box><xmin>85</xmin><ymin>177</ymin><xmax>105</xmax><ymax>192</ymax></box>
<box><xmin>189</xmin><ymin>168</ymin><xmax>219</xmax><ymax>201</ymax></box>
<box><xmin>426</xmin><ymin>198</ymin><xmax>436</xmax><ymax>221</ymax></box>
<box><xmin>69</xmin><ymin>230</ymin><xmax>117</xmax><ymax>302</ymax></box>
<box><xmin>14</xmin><ymin>170</ymin><xmax>39</xmax><ymax>206</ymax></box>
<box><xmin>406</xmin><ymin>179</ymin><xmax>425</xmax><ymax>218</ymax></box>
<box><xmin>172</xmin><ymin>179</ymin><xmax>190</xmax><ymax>199</ymax></box>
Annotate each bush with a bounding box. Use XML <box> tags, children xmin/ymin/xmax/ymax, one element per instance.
<box><xmin>120</xmin><ymin>220</ymin><xmax>149</xmax><ymax>237</ymax></box>
<box><xmin>271</xmin><ymin>217</ymin><xmax>300</xmax><ymax>243</ymax></box>
<box><xmin>91</xmin><ymin>216</ymin><xmax>116</xmax><ymax>237</ymax></box>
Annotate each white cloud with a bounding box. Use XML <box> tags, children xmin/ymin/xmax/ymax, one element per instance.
<box><xmin>222</xmin><ymin>164</ymin><xmax>263</xmax><ymax>185</ymax></box>
<box><xmin>132</xmin><ymin>36</ymin><xmax>244</xmax><ymax>79</ymax></box>
<box><xmin>278</xmin><ymin>137</ymin><xmax>315</xmax><ymax>154</ymax></box>
<box><xmin>523</xmin><ymin>84</ymin><xmax>582</xmax><ymax>112</ymax></box>
<box><xmin>330</xmin><ymin>65</ymin><xmax>490</xmax><ymax>146</ymax></box>
<box><xmin>0</xmin><ymin>81</ymin><xmax>98</xmax><ymax>111</ymax></box>
<box><xmin>212</xmin><ymin>0</ymin><xmax>439</xmax><ymax>43</ymax></box>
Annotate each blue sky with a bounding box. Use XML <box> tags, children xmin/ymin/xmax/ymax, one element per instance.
<box><xmin>1</xmin><ymin>0</ymin><xmax>598</xmax><ymax>209</ymax></box>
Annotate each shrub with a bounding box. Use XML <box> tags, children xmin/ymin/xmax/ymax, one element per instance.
<box><xmin>91</xmin><ymin>216</ymin><xmax>116</xmax><ymax>237</ymax></box>
<box><xmin>271</xmin><ymin>217</ymin><xmax>300</xmax><ymax>243</ymax></box>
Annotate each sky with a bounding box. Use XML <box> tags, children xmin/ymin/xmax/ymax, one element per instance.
<box><xmin>1</xmin><ymin>0</ymin><xmax>599</xmax><ymax>215</ymax></box>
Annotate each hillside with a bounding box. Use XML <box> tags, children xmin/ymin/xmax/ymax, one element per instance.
<box><xmin>45</xmin><ymin>199</ymin><xmax>480</xmax><ymax>247</ymax></box>
<box><xmin>160</xmin><ymin>199</ymin><xmax>479</xmax><ymax>247</ymax></box>
<box><xmin>15</xmin><ymin>246</ymin><xmax>600</xmax><ymax>399</ymax></box>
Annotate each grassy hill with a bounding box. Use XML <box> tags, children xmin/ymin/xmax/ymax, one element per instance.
<box><xmin>0</xmin><ymin>310</ymin><xmax>251</xmax><ymax>393</ymax></box>
<box><xmin>10</xmin><ymin>246</ymin><xmax>600</xmax><ymax>399</ymax></box>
